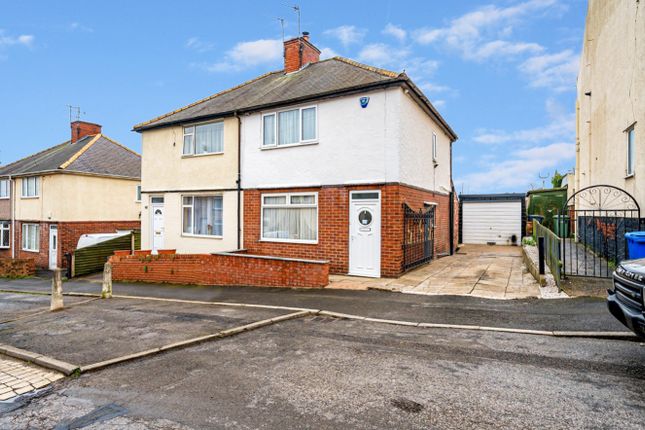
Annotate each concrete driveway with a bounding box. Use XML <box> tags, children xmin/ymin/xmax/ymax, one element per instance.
<box><xmin>329</xmin><ymin>245</ymin><xmax>541</xmax><ymax>299</ymax></box>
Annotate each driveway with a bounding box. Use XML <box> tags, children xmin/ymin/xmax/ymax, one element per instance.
<box><xmin>329</xmin><ymin>245</ymin><xmax>541</xmax><ymax>299</ymax></box>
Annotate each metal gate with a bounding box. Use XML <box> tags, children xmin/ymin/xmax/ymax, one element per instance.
<box><xmin>560</xmin><ymin>185</ymin><xmax>641</xmax><ymax>278</ymax></box>
<box><xmin>403</xmin><ymin>204</ymin><xmax>435</xmax><ymax>271</ymax></box>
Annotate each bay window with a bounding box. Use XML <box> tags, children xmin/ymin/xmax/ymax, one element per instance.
<box><xmin>261</xmin><ymin>193</ymin><xmax>317</xmax><ymax>243</ymax></box>
<box><xmin>21</xmin><ymin>176</ymin><xmax>39</xmax><ymax>198</ymax></box>
<box><xmin>263</xmin><ymin>106</ymin><xmax>317</xmax><ymax>147</ymax></box>
<box><xmin>183</xmin><ymin>121</ymin><xmax>224</xmax><ymax>155</ymax></box>
<box><xmin>0</xmin><ymin>221</ymin><xmax>9</xmax><ymax>248</ymax></box>
<box><xmin>182</xmin><ymin>196</ymin><xmax>223</xmax><ymax>237</ymax></box>
<box><xmin>22</xmin><ymin>223</ymin><xmax>39</xmax><ymax>252</ymax></box>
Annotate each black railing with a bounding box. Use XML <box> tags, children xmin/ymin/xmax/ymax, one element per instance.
<box><xmin>403</xmin><ymin>204</ymin><xmax>435</xmax><ymax>272</ymax></box>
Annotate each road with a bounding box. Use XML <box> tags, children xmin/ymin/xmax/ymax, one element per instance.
<box><xmin>1</xmin><ymin>315</ymin><xmax>643</xmax><ymax>429</ymax></box>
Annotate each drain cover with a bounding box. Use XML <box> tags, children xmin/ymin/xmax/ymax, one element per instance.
<box><xmin>54</xmin><ymin>403</ymin><xmax>128</xmax><ymax>429</ymax></box>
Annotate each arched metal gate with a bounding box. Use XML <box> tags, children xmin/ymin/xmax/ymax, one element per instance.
<box><xmin>560</xmin><ymin>185</ymin><xmax>641</xmax><ymax>278</ymax></box>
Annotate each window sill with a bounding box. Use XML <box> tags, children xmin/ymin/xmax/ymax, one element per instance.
<box><xmin>0</xmin><ymin>246</ymin><xmax>9</xmax><ymax>249</ymax></box>
<box><xmin>0</xmin><ymin>197</ymin><xmax>9</xmax><ymax>200</ymax></box>
<box><xmin>259</xmin><ymin>238</ymin><xmax>318</xmax><ymax>245</ymax></box>
<box><xmin>22</xmin><ymin>249</ymin><xmax>39</xmax><ymax>253</ymax></box>
<box><xmin>181</xmin><ymin>234</ymin><xmax>223</xmax><ymax>239</ymax></box>
<box><xmin>261</xmin><ymin>141</ymin><xmax>318</xmax><ymax>151</ymax></box>
<box><xmin>181</xmin><ymin>152</ymin><xmax>224</xmax><ymax>159</ymax></box>
<box><xmin>625</xmin><ymin>174</ymin><xmax>635</xmax><ymax>179</ymax></box>
<box><xmin>21</xmin><ymin>196</ymin><xmax>39</xmax><ymax>200</ymax></box>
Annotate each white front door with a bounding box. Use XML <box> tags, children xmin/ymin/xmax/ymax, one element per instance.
<box><xmin>349</xmin><ymin>191</ymin><xmax>381</xmax><ymax>277</ymax></box>
<box><xmin>48</xmin><ymin>225</ymin><xmax>58</xmax><ymax>270</ymax></box>
<box><xmin>151</xmin><ymin>197</ymin><xmax>165</xmax><ymax>253</ymax></box>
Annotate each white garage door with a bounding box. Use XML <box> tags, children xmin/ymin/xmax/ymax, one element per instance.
<box><xmin>462</xmin><ymin>201</ymin><xmax>522</xmax><ymax>245</ymax></box>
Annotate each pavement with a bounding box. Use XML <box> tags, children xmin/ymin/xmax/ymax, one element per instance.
<box><xmin>0</xmin><ymin>356</ymin><xmax>63</xmax><ymax>401</ymax></box>
<box><xmin>1</xmin><ymin>316</ymin><xmax>643</xmax><ymax>429</ymax></box>
<box><xmin>0</xmin><ymin>275</ymin><xmax>629</xmax><ymax>333</ymax></box>
<box><xmin>328</xmin><ymin>245</ymin><xmax>542</xmax><ymax>299</ymax></box>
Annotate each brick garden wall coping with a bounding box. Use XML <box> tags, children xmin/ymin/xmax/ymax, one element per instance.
<box><xmin>109</xmin><ymin>252</ymin><xmax>329</xmax><ymax>288</ymax></box>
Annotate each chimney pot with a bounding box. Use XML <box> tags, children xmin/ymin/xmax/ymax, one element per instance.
<box><xmin>70</xmin><ymin>120</ymin><xmax>102</xmax><ymax>143</ymax></box>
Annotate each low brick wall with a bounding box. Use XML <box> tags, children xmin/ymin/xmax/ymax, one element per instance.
<box><xmin>109</xmin><ymin>252</ymin><xmax>329</xmax><ymax>288</ymax></box>
<box><xmin>0</xmin><ymin>258</ymin><xmax>36</xmax><ymax>278</ymax></box>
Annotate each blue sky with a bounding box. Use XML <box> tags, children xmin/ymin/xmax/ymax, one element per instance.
<box><xmin>0</xmin><ymin>0</ymin><xmax>585</xmax><ymax>193</ymax></box>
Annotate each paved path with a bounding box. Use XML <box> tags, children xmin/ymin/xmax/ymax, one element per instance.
<box><xmin>0</xmin><ymin>356</ymin><xmax>63</xmax><ymax>401</ymax></box>
<box><xmin>329</xmin><ymin>245</ymin><xmax>541</xmax><ymax>299</ymax></box>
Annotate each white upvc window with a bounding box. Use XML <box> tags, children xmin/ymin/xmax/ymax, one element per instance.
<box><xmin>135</xmin><ymin>185</ymin><xmax>142</xmax><ymax>202</ymax></box>
<box><xmin>22</xmin><ymin>223</ymin><xmax>39</xmax><ymax>252</ymax></box>
<box><xmin>0</xmin><ymin>179</ymin><xmax>8</xmax><ymax>199</ymax></box>
<box><xmin>183</xmin><ymin>121</ymin><xmax>224</xmax><ymax>156</ymax></box>
<box><xmin>0</xmin><ymin>221</ymin><xmax>9</xmax><ymax>248</ymax></box>
<box><xmin>182</xmin><ymin>195</ymin><xmax>223</xmax><ymax>237</ymax></box>
<box><xmin>627</xmin><ymin>125</ymin><xmax>635</xmax><ymax>177</ymax></box>
<box><xmin>21</xmin><ymin>176</ymin><xmax>39</xmax><ymax>198</ymax></box>
<box><xmin>432</xmin><ymin>132</ymin><xmax>438</xmax><ymax>162</ymax></box>
<box><xmin>261</xmin><ymin>192</ymin><xmax>318</xmax><ymax>243</ymax></box>
<box><xmin>262</xmin><ymin>106</ymin><xmax>317</xmax><ymax>148</ymax></box>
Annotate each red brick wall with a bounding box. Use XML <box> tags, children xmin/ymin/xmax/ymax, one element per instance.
<box><xmin>243</xmin><ymin>183</ymin><xmax>454</xmax><ymax>278</ymax></box>
<box><xmin>0</xmin><ymin>258</ymin><xmax>35</xmax><ymax>278</ymax></box>
<box><xmin>3</xmin><ymin>220</ymin><xmax>139</xmax><ymax>269</ymax></box>
<box><xmin>110</xmin><ymin>253</ymin><xmax>329</xmax><ymax>288</ymax></box>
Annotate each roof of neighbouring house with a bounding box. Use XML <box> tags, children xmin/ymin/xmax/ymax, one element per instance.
<box><xmin>0</xmin><ymin>134</ymin><xmax>141</xmax><ymax>179</ymax></box>
<box><xmin>133</xmin><ymin>57</ymin><xmax>458</xmax><ymax>140</ymax></box>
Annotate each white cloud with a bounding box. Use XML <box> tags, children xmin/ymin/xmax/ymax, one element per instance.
<box><xmin>519</xmin><ymin>49</ymin><xmax>579</xmax><ymax>91</ymax></box>
<box><xmin>474</xmin><ymin>112</ymin><xmax>574</xmax><ymax>145</ymax></box>
<box><xmin>205</xmin><ymin>38</ymin><xmax>282</xmax><ymax>72</ymax></box>
<box><xmin>413</xmin><ymin>0</ymin><xmax>557</xmax><ymax>61</ymax></box>
<box><xmin>357</xmin><ymin>43</ymin><xmax>410</xmax><ymax>67</ymax></box>
<box><xmin>0</xmin><ymin>30</ymin><xmax>34</xmax><ymax>48</ymax></box>
<box><xmin>324</xmin><ymin>25</ymin><xmax>366</xmax><ymax>47</ymax></box>
<box><xmin>319</xmin><ymin>47</ymin><xmax>338</xmax><ymax>60</ymax></box>
<box><xmin>382</xmin><ymin>23</ymin><xmax>406</xmax><ymax>42</ymax></box>
<box><xmin>420</xmin><ymin>82</ymin><xmax>452</xmax><ymax>94</ymax></box>
<box><xmin>431</xmin><ymin>99</ymin><xmax>446</xmax><ymax>109</ymax></box>
<box><xmin>186</xmin><ymin>37</ymin><xmax>215</xmax><ymax>53</ymax></box>
<box><xmin>70</xmin><ymin>22</ymin><xmax>93</xmax><ymax>32</ymax></box>
<box><xmin>457</xmin><ymin>142</ymin><xmax>574</xmax><ymax>192</ymax></box>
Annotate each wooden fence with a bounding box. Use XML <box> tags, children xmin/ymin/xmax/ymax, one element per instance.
<box><xmin>71</xmin><ymin>231</ymin><xmax>140</xmax><ymax>277</ymax></box>
<box><xmin>533</xmin><ymin>220</ymin><xmax>562</xmax><ymax>287</ymax></box>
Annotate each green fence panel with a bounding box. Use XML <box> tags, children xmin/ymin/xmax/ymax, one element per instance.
<box><xmin>73</xmin><ymin>231</ymin><xmax>140</xmax><ymax>277</ymax></box>
<box><xmin>527</xmin><ymin>189</ymin><xmax>567</xmax><ymax>231</ymax></box>
<box><xmin>533</xmin><ymin>219</ymin><xmax>562</xmax><ymax>287</ymax></box>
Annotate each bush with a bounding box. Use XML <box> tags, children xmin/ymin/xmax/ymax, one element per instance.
<box><xmin>522</xmin><ymin>236</ymin><xmax>536</xmax><ymax>246</ymax></box>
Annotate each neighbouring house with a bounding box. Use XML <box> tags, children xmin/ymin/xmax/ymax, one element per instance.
<box><xmin>0</xmin><ymin>121</ymin><xmax>141</xmax><ymax>270</ymax></box>
<box><xmin>134</xmin><ymin>32</ymin><xmax>458</xmax><ymax>278</ymax></box>
<box><xmin>575</xmin><ymin>0</ymin><xmax>644</xmax><ymax>208</ymax></box>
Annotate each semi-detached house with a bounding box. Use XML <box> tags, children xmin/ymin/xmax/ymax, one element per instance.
<box><xmin>0</xmin><ymin>121</ymin><xmax>141</xmax><ymax>270</ymax></box>
<box><xmin>134</xmin><ymin>33</ymin><xmax>458</xmax><ymax>278</ymax></box>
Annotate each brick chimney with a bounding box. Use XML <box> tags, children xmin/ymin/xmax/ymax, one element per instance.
<box><xmin>283</xmin><ymin>32</ymin><xmax>320</xmax><ymax>73</ymax></box>
<box><xmin>71</xmin><ymin>121</ymin><xmax>102</xmax><ymax>143</ymax></box>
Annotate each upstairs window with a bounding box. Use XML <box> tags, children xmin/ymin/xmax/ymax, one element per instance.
<box><xmin>183</xmin><ymin>121</ymin><xmax>224</xmax><ymax>155</ymax></box>
<box><xmin>432</xmin><ymin>132</ymin><xmax>438</xmax><ymax>161</ymax></box>
<box><xmin>263</xmin><ymin>106</ymin><xmax>317</xmax><ymax>148</ymax></box>
<box><xmin>136</xmin><ymin>185</ymin><xmax>142</xmax><ymax>202</ymax></box>
<box><xmin>0</xmin><ymin>221</ymin><xmax>9</xmax><ymax>248</ymax></box>
<box><xmin>0</xmin><ymin>180</ymin><xmax>8</xmax><ymax>199</ymax></box>
<box><xmin>627</xmin><ymin>125</ymin><xmax>635</xmax><ymax>177</ymax></box>
<box><xmin>21</xmin><ymin>176</ymin><xmax>39</xmax><ymax>198</ymax></box>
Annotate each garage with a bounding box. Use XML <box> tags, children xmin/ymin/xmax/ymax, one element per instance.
<box><xmin>460</xmin><ymin>194</ymin><xmax>525</xmax><ymax>245</ymax></box>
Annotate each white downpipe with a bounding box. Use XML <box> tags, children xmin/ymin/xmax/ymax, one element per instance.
<box><xmin>9</xmin><ymin>175</ymin><xmax>15</xmax><ymax>259</ymax></box>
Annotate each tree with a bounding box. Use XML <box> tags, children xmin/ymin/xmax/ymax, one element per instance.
<box><xmin>551</xmin><ymin>170</ymin><xmax>564</xmax><ymax>188</ymax></box>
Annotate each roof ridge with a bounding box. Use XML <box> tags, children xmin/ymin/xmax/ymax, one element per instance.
<box><xmin>133</xmin><ymin>70</ymin><xmax>282</xmax><ymax>130</ymax></box>
<box><xmin>0</xmin><ymin>140</ymin><xmax>71</xmax><ymax>174</ymax></box>
<box><xmin>331</xmin><ymin>56</ymin><xmax>401</xmax><ymax>79</ymax></box>
<box><xmin>100</xmin><ymin>134</ymin><xmax>141</xmax><ymax>157</ymax></box>
<box><xmin>59</xmin><ymin>134</ymin><xmax>102</xmax><ymax>170</ymax></box>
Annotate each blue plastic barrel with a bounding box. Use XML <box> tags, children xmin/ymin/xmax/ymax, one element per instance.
<box><xmin>625</xmin><ymin>232</ymin><xmax>645</xmax><ymax>259</ymax></box>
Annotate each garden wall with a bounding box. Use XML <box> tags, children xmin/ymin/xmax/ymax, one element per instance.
<box><xmin>109</xmin><ymin>252</ymin><xmax>329</xmax><ymax>288</ymax></box>
<box><xmin>0</xmin><ymin>258</ymin><xmax>36</xmax><ymax>278</ymax></box>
